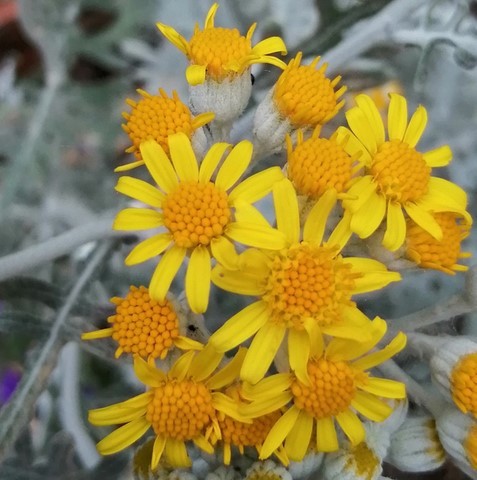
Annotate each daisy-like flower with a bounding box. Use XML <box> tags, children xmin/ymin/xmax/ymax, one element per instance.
<box><xmin>405</xmin><ymin>212</ymin><xmax>471</xmax><ymax>275</ymax></box>
<box><xmin>209</xmin><ymin>179</ymin><xmax>401</xmax><ymax>384</ymax></box>
<box><xmin>286</xmin><ymin>127</ymin><xmax>362</xmax><ymax>200</ymax></box>
<box><xmin>81</xmin><ymin>286</ymin><xmax>202</xmax><ymax>362</ymax></box>
<box><xmin>156</xmin><ymin>3</ymin><xmax>286</xmax><ymax>86</ymax></box>
<box><xmin>113</xmin><ymin>132</ymin><xmax>286</xmax><ymax>313</ymax></box>
<box><xmin>241</xmin><ymin>319</ymin><xmax>407</xmax><ymax>460</ymax></box>
<box><xmin>117</xmin><ymin>89</ymin><xmax>214</xmax><ymax>172</ymax></box>
<box><xmin>337</xmin><ymin>93</ymin><xmax>471</xmax><ymax>251</ymax></box>
<box><xmin>88</xmin><ymin>347</ymin><xmax>247</xmax><ymax>469</ymax></box>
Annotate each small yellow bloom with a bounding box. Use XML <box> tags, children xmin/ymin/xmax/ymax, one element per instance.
<box><xmin>452</xmin><ymin>353</ymin><xmax>477</xmax><ymax>417</ymax></box>
<box><xmin>88</xmin><ymin>347</ymin><xmax>246</xmax><ymax>469</ymax></box>
<box><xmin>241</xmin><ymin>321</ymin><xmax>407</xmax><ymax>460</ymax></box>
<box><xmin>337</xmin><ymin>93</ymin><xmax>471</xmax><ymax>251</ymax></box>
<box><xmin>117</xmin><ymin>89</ymin><xmax>214</xmax><ymax>172</ymax></box>
<box><xmin>113</xmin><ymin>133</ymin><xmax>286</xmax><ymax>313</ymax></box>
<box><xmin>81</xmin><ymin>286</ymin><xmax>202</xmax><ymax>361</ymax></box>
<box><xmin>210</xmin><ymin>179</ymin><xmax>401</xmax><ymax>384</ymax></box>
<box><xmin>157</xmin><ymin>3</ymin><xmax>287</xmax><ymax>86</ymax></box>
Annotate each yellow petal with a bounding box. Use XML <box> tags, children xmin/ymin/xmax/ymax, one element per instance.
<box><xmin>149</xmin><ymin>246</ymin><xmax>186</xmax><ymax>301</ymax></box>
<box><xmin>133</xmin><ymin>356</ymin><xmax>166</xmax><ymax>387</ymax></box>
<box><xmin>173</xmin><ymin>336</ymin><xmax>204</xmax><ymax>351</ymax></box>
<box><xmin>345</xmin><ymin>106</ymin><xmax>377</xmax><ymax>155</ymax></box>
<box><xmin>241</xmin><ymin>323</ymin><xmax>286</xmax><ymax>384</ymax></box>
<box><xmin>349</xmin><ymin>192</ymin><xmax>386</xmax><ymax>238</ymax></box>
<box><xmin>303</xmin><ymin>189</ymin><xmax>337</xmax><ymax>244</ymax></box>
<box><xmin>336</xmin><ymin>126</ymin><xmax>372</xmax><ymax>165</ymax></box>
<box><xmin>168</xmin><ymin>132</ymin><xmax>199</xmax><ymax>182</ymax></box>
<box><xmin>404</xmin><ymin>203</ymin><xmax>442</xmax><ymax>240</ymax></box>
<box><xmin>285</xmin><ymin>410</ymin><xmax>313</xmax><ymax>462</ymax></box>
<box><xmin>249</xmin><ymin>55</ymin><xmax>287</xmax><ymax>70</ymax></box>
<box><xmin>192</xmin><ymin>111</ymin><xmax>215</xmax><ymax>129</ymax></box>
<box><xmin>113</xmin><ymin>208</ymin><xmax>164</xmax><ymax>231</ymax></box>
<box><xmin>228</xmin><ymin>166</ymin><xmax>284</xmax><ymax>204</ymax></box>
<box><xmin>346</xmin><ymin>257</ymin><xmax>401</xmax><ymax>294</ymax></box>
<box><xmin>426</xmin><ymin>177</ymin><xmax>468</xmax><ymax>209</ymax></box>
<box><xmin>204</xmin><ymin>3</ymin><xmax>219</xmax><ymax>28</ymax></box>
<box><xmin>382</xmin><ymin>201</ymin><xmax>406</xmax><ymax>250</ymax></box>
<box><xmin>96</xmin><ymin>417</ymin><xmax>150</xmax><ymax>455</ymax></box>
<box><xmin>193</xmin><ymin>435</ymin><xmax>214</xmax><ymax>455</ymax></box>
<box><xmin>215</xmin><ymin>140</ymin><xmax>253</xmax><ymax>191</ymax></box>
<box><xmin>114</xmin><ymin>159</ymin><xmax>145</xmax><ymax>173</ymax></box>
<box><xmin>423</xmin><ymin>145</ymin><xmax>452</xmax><ymax>167</ymax></box>
<box><xmin>88</xmin><ymin>393</ymin><xmax>150</xmax><ymax>426</ymax></box>
<box><xmin>186</xmin><ymin>64</ymin><xmax>206</xmax><ymax>86</ymax></box>
<box><xmin>207</xmin><ymin>348</ymin><xmax>247</xmax><ymax>390</ymax></box>
<box><xmin>354</xmin><ymin>94</ymin><xmax>385</xmax><ymax>146</ymax></box>
<box><xmin>358</xmin><ymin>377</ymin><xmax>406</xmax><ymax>399</ymax></box>
<box><xmin>241</xmin><ymin>373</ymin><xmax>292</xmax><ymax>401</ymax></box>
<box><xmin>156</xmin><ymin>23</ymin><xmax>189</xmax><ymax>55</ymax></box>
<box><xmin>241</xmin><ymin>391</ymin><xmax>293</xmax><ymax>418</ymax></box>
<box><xmin>234</xmin><ymin>200</ymin><xmax>270</xmax><ymax>228</ymax></box>
<box><xmin>327</xmin><ymin>210</ymin><xmax>353</xmax><ymax>252</ymax></box>
<box><xmin>272</xmin><ymin>179</ymin><xmax>300</xmax><ymax>244</ymax></box>
<box><xmin>140</xmin><ymin>140</ymin><xmax>178</xmax><ymax>193</ymax></box>
<box><xmin>351</xmin><ymin>391</ymin><xmax>393</xmax><ymax>422</ymax></box>
<box><xmin>125</xmin><ymin>233</ymin><xmax>172</xmax><ymax>266</ymax></box>
<box><xmin>316</xmin><ymin>417</ymin><xmax>338</xmax><ymax>452</ymax></box>
<box><xmin>288</xmin><ymin>328</ymin><xmax>311</xmax><ymax>386</ymax></box>
<box><xmin>169</xmin><ymin>350</ymin><xmax>196</xmax><ymax>380</ymax></box>
<box><xmin>335</xmin><ymin>409</ymin><xmax>365</xmax><ymax>446</ymax></box>
<box><xmin>199</xmin><ymin>142</ymin><xmax>231</xmax><ymax>183</ymax></box>
<box><xmin>260</xmin><ymin>406</ymin><xmax>300</xmax><ymax>460</ymax></box>
<box><xmin>212</xmin><ymin>392</ymin><xmax>251</xmax><ymax>423</ymax></box>
<box><xmin>185</xmin><ymin>246</ymin><xmax>211</xmax><ymax>314</ymax></box>
<box><xmin>226</xmin><ymin>222</ymin><xmax>287</xmax><ymax>250</ymax></box>
<box><xmin>165</xmin><ymin>438</ymin><xmax>191</xmax><ymax>467</ymax></box>
<box><xmin>210</xmin><ymin>236</ymin><xmax>239</xmax><ymax>271</ymax></box>
<box><xmin>387</xmin><ymin>93</ymin><xmax>408</xmax><ymax>141</ymax></box>
<box><xmin>403</xmin><ymin>105</ymin><xmax>427</xmax><ymax>148</ymax></box>
<box><xmin>209</xmin><ymin>301</ymin><xmax>269</xmax><ymax>352</ymax></box>
<box><xmin>151</xmin><ymin>436</ymin><xmax>166</xmax><ymax>471</ymax></box>
<box><xmin>352</xmin><ymin>332</ymin><xmax>407</xmax><ymax>370</ymax></box>
<box><xmin>115</xmin><ymin>176</ymin><xmax>164</xmax><ymax>207</ymax></box>
<box><xmin>81</xmin><ymin>327</ymin><xmax>113</xmax><ymax>341</ymax></box>
<box><xmin>342</xmin><ymin>175</ymin><xmax>377</xmax><ymax>213</ymax></box>
<box><xmin>187</xmin><ymin>343</ymin><xmax>223</xmax><ymax>382</ymax></box>
<box><xmin>211</xmin><ymin>263</ymin><xmax>265</xmax><ymax>295</ymax></box>
<box><xmin>252</xmin><ymin>36</ymin><xmax>287</xmax><ymax>56</ymax></box>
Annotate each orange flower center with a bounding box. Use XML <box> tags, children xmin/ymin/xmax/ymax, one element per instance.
<box><xmin>288</xmin><ymin>137</ymin><xmax>354</xmax><ymax>197</ymax></box>
<box><xmin>263</xmin><ymin>244</ymin><xmax>357</xmax><ymax>329</ymax></box>
<box><xmin>348</xmin><ymin>442</ymin><xmax>380</xmax><ymax>477</ymax></box>
<box><xmin>189</xmin><ymin>27</ymin><xmax>252</xmax><ymax>80</ymax></box>
<box><xmin>123</xmin><ymin>90</ymin><xmax>193</xmax><ymax>157</ymax></box>
<box><xmin>291</xmin><ymin>358</ymin><xmax>357</xmax><ymax>418</ymax></box>
<box><xmin>146</xmin><ymin>380</ymin><xmax>215</xmax><ymax>440</ymax></box>
<box><xmin>406</xmin><ymin>212</ymin><xmax>467</xmax><ymax>273</ymax></box>
<box><xmin>110</xmin><ymin>286</ymin><xmax>179</xmax><ymax>359</ymax></box>
<box><xmin>465</xmin><ymin>424</ymin><xmax>477</xmax><ymax>469</ymax></box>
<box><xmin>451</xmin><ymin>353</ymin><xmax>477</xmax><ymax>417</ymax></box>
<box><xmin>370</xmin><ymin>139</ymin><xmax>430</xmax><ymax>203</ymax></box>
<box><xmin>162</xmin><ymin>181</ymin><xmax>231</xmax><ymax>248</ymax></box>
<box><xmin>274</xmin><ymin>61</ymin><xmax>342</xmax><ymax>127</ymax></box>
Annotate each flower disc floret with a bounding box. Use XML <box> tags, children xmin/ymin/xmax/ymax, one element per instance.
<box><xmin>370</xmin><ymin>140</ymin><xmax>430</xmax><ymax>203</ymax></box>
<box><xmin>163</xmin><ymin>181</ymin><xmax>231</xmax><ymax>248</ymax></box>
<box><xmin>451</xmin><ymin>353</ymin><xmax>477</xmax><ymax>417</ymax></box>
<box><xmin>291</xmin><ymin>358</ymin><xmax>357</xmax><ymax>418</ymax></box>
<box><xmin>263</xmin><ymin>243</ymin><xmax>356</xmax><ymax>329</ymax></box>
<box><xmin>146</xmin><ymin>380</ymin><xmax>214</xmax><ymax>440</ymax></box>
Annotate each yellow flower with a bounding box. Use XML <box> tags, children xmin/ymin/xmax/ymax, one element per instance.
<box><xmin>117</xmin><ymin>88</ymin><xmax>214</xmax><ymax>172</ymax></box>
<box><xmin>113</xmin><ymin>133</ymin><xmax>286</xmax><ymax>314</ymax></box>
<box><xmin>209</xmin><ymin>179</ymin><xmax>401</xmax><ymax>384</ymax></box>
<box><xmin>88</xmin><ymin>347</ymin><xmax>247</xmax><ymax>469</ymax></box>
<box><xmin>81</xmin><ymin>286</ymin><xmax>203</xmax><ymax>361</ymax></box>
<box><xmin>273</xmin><ymin>52</ymin><xmax>346</xmax><ymax>127</ymax></box>
<box><xmin>286</xmin><ymin>127</ymin><xmax>362</xmax><ymax>200</ymax></box>
<box><xmin>241</xmin><ymin>320</ymin><xmax>407</xmax><ymax>461</ymax></box>
<box><xmin>452</xmin><ymin>353</ymin><xmax>477</xmax><ymax>417</ymax></box>
<box><xmin>337</xmin><ymin>93</ymin><xmax>471</xmax><ymax>251</ymax></box>
<box><xmin>156</xmin><ymin>3</ymin><xmax>287</xmax><ymax>86</ymax></box>
<box><xmin>406</xmin><ymin>212</ymin><xmax>471</xmax><ymax>275</ymax></box>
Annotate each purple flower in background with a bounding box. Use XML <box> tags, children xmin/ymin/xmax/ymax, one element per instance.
<box><xmin>0</xmin><ymin>367</ymin><xmax>21</xmax><ymax>405</ymax></box>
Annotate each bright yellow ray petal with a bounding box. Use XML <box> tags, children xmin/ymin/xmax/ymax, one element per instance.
<box><xmin>185</xmin><ymin>246</ymin><xmax>210</xmax><ymax>314</ymax></box>
<box><xmin>187</xmin><ymin>343</ymin><xmax>223</xmax><ymax>382</ymax></box>
<box><xmin>248</xmin><ymin>55</ymin><xmax>287</xmax><ymax>69</ymax></box>
<box><xmin>212</xmin><ymin>392</ymin><xmax>251</xmax><ymax>423</ymax></box>
<box><xmin>125</xmin><ymin>233</ymin><xmax>172</xmax><ymax>266</ymax></box>
<box><xmin>199</xmin><ymin>143</ymin><xmax>231</xmax><ymax>183</ymax></box>
<box><xmin>321</xmin><ymin>321</ymin><xmax>371</xmax><ymax>341</ymax></box>
<box><xmin>273</xmin><ymin>179</ymin><xmax>300</xmax><ymax>244</ymax></box>
<box><xmin>88</xmin><ymin>393</ymin><xmax>151</xmax><ymax>426</ymax></box>
<box><xmin>260</xmin><ymin>406</ymin><xmax>300</xmax><ymax>460</ymax></box>
<box><xmin>192</xmin><ymin>111</ymin><xmax>215</xmax><ymax>129</ymax></box>
<box><xmin>151</xmin><ymin>436</ymin><xmax>167</xmax><ymax>470</ymax></box>
<box><xmin>210</xmin><ymin>236</ymin><xmax>239</xmax><ymax>271</ymax></box>
<box><xmin>288</xmin><ymin>328</ymin><xmax>311</xmax><ymax>386</ymax></box>
<box><xmin>234</xmin><ymin>201</ymin><xmax>271</xmax><ymax>228</ymax></box>
<box><xmin>241</xmin><ymin>373</ymin><xmax>292</xmax><ymax>401</ymax></box>
<box><xmin>114</xmin><ymin>159</ymin><xmax>145</xmax><ymax>173</ymax></box>
<box><xmin>303</xmin><ymin>189</ymin><xmax>337</xmax><ymax>244</ymax></box>
<box><xmin>404</xmin><ymin>202</ymin><xmax>442</xmax><ymax>240</ymax></box>
<box><xmin>327</xmin><ymin>210</ymin><xmax>353</xmax><ymax>252</ymax></box>
<box><xmin>304</xmin><ymin>318</ymin><xmax>324</xmax><ymax>358</ymax></box>
<box><xmin>140</xmin><ymin>140</ymin><xmax>178</xmax><ymax>194</ymax></box>
<box><xmin>423</xmin><ymin>145</ymin><xmax>452</xmax><ymax>167</ymax></box>
<box><xmin>165</xmin><ymin>438</ymin><xmax>191</xmax><ymax>467</ymax></box>
<box><xmin>204</xmin><ymin>3</ymin><xmax>219</xmax><ymax>28</ymax></box>
<box><xmin>351</xmin><ymin>332</ymin><xmax>407</xmax><ymax>370</ymax></box>
<box><xmin>349</xmin><ymin>192</ymin><xmax>386</xmax><ymax>238</ymax></box>
<box><xmin>207</xmin><ymin>348</ymin><xmax>247</xmax><ymax>390</ymax></box>
<box><xmin>156</xmin><ymin>23</ymin><xmax>189</xmax><ymax>55</ymax></box>
<box><xmin>403</xmin><ymin>105</ymin><xmax>427</xmax><ymax>148</ymax></box>
<box><xmin>96</xmin><ymin>417</ymin><xmax>150</xmax><ymax>455</ymax></box>
<box><xmin>358</xmin><ymin>377</ymin><xmax>406</xmax><ymax>399</ymax></box>
<box><xmin>133</xmin><ymin>356</ymin><xmax>167</xmax><ymax>387</ymax></box>
<box><xmin>335</xmin><ymin>409</ymin><xmax>365</xmax><ymax>446</ymax></box>
<box><xmin>186</xmin><ymin>64</ymin><xmax>207</xmax><ymax>86</ymax></box>
<box><xmin>346</xmin><ymin>258</ymin><xmax>401</xmax><ymax>294</ymax></box>
<box><xmin>226</xmin><ymin>222</ymin><xmax>287</xmax><ymax>250</ymax></box>
<box><xmin>285</xmin><ymin>410</ymin><xmax>313</xmax><ymax>461</ymax></box>
<box><xmin>211</xmin><ymin>263</ymin><xmax>265</xmax><ymax>296</ymax></box>
<box><xmin>81</xmin><ymin>327</ymin><xmax>113</xmax><ymax>341</ymax></box>
<box><xmin>215</xmin><ymin>141</ymin><xmax>253</xmax><ymax>191</ymax></box>
<box><xmin>169</xmin><ymin>350</ymin><xmax>196</xmax><ymax>380</ymax></box>
<box><xmin>351</xmin><ymin>391</ymin><xmax>393</xmax><ymax>422</ymax></box>
<box><xmin>149</xmin><ymin>246</ymin><xmax>187</xmax><ymax>301</ymax></box>
<box><xmin>354</xmin><ymin>94</ymin><xmax>385</xmax><ymax>145</ymax></box>
<box><xmin>168</xmin><ymin>132</ymin><xmax>199</xmax><ymax>182</ymax></box>
<box><xmin>193</xmin><ymin>435</ymin><xmax>214</xmax><ymax>454</ymax></box>
<box><xmin>252</xmin><ymin>36</ymin><xmax>287</xmax><ymax>56</ymax></box>
<box><xmin>388</xmin><ymin>93</ymin><xmax>408</xmax><ymax>141</ymax></box>
<box><xmin>241</xmin><ymin>323</ymin><xmax>287</xmax><ymax>384</ymax></box>
<box><xmin>342</xmin><ymin>175</ymin><xmax>377</xmax><ymax>213</ymax></box>
<box><xmin>228</xmin><ymin>166</ymin><xmax>284</xmax><ymax>203</ymax></box>
<box><xmin>426</xmin><ymin>177</ymin><xmax>468</xmax><ymax>209</ymax></box>
<box><xmin>345</xmin><ymin>106</ymin><xmax>378</xmax><ymax>155</ymax></box>
<box><xmin>335</xmin><ymin>126</ymin><xmax>372</xmax><ymax>165</ymax></box>
<box><xmin>115</xmin><ymin>176</ymin><xmax>165</xmax><ymax>207</ymax></box>
<box><xmin>173</xmin><ymin>336</ymin><xmax>204</xmax><ymax>351</ymax></box>
<box><xmin>382</xmin><ymin>201</ymin><xmax>406</xmax><ymax>251</ymax></box>
<box><xmin>209</xmin><ymin>301</ymin><xmax>269</xmax><ymax>352</ymax></box>
<box><xmin>113</xmin><ymin>208</ymin><xmax>163</xmax><ymax>231</ymax></box>
<box><xmin>316</xmin><ymin>417</ymin><xmax>338</xmax><ymax>452</ymax></box>
<box><xmin>241</xmin><ymin>391</ymin><xmax>293</xmax><ymax>418</ymax></box>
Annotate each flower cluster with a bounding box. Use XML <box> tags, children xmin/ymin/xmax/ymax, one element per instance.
<box><xmin>81</xmin><ymin>3</ymin><xmax>472</xmax><ymax>476</ymax></box>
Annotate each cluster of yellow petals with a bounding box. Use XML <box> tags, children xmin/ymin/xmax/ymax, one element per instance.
<box><xmin>347</xmin><ymin>442</ymin><xmax>380</xmax><ymax>478</ymax></box>
<box><xmin>451</xmin><ymin>353</ymin><xmax>477</xmax><ymax>417</ymax></box>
